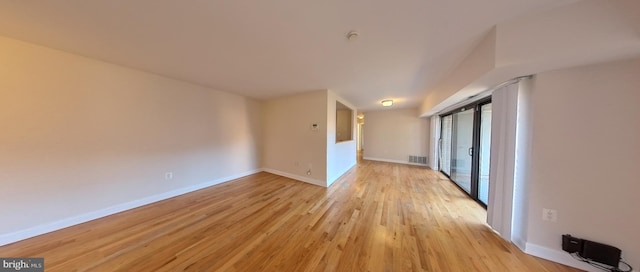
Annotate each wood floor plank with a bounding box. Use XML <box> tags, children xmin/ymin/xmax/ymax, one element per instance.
<box><xmin>0</xmin><ymin>161</ymin><xmax>582</xmax><ymax>271</ymax></box>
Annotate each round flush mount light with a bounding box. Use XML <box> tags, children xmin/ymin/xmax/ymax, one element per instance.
<box><xmin>381</xmin><ymin>100</ymin><xmax>393</xmax><ymax>107</ymax></box>
<box><xmin>346</xmin><ymin>31</ymin><xmax>359</xmax><ymax>41</ymax></box>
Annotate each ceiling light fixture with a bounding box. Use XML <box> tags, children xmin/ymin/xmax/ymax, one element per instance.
<box><xmin>381</xmin><ymin>100</ymin><xmax>393</xmax><ymax>107</ymax></box>
<box><xmin>346</xmin><ymin>31</ymin><xmax>359</xmax><ymax>41</ymax></box>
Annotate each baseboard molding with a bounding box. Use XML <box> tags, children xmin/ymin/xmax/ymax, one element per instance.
<box><xmin>262</xmin><ymin>168</ymin><xmax>326</xmax><ymax>187</ymax></box>
<box><xmin>524</xmin><ymin>242</ymin><xmax>602</xmax><ymax>272</ymax></box>
<box><xmin>0</xmin><ymin>169</ymin><xmax>262</xmax><ymax>247</ymax></box>
<box><xmin>512</xmin><ymin>236</ymin><xmax>527</xmax><ymax>252</ymax></box>
<box><xmin>363</xmin><ymin>157</ymin><xmax>430</xmax><ymax>167</ymax></box>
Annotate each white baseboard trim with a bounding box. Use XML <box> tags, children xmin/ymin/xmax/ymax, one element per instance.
<box><xmin>0</xmin><ymin>169</ymin><xmax>262</xmax><ymax>247</ymax></box>
<box><xmin>524</xmin><ymin>242</ymin><xmax>602</xmax><ymax>272</ymax></box>
<box><xmin>262</xmin><ymin>168</ymin><xmax>326</xmax><ymax>187</ymax></box>
<box><xmin>363</xmin><ymin>157</ymin><xmax>430</xmax><ymax>167</ymax></box>
<box><xmin>512</xmin><ymin>236</ymin><xmax>527</xmax><ymax>252</ymax></box>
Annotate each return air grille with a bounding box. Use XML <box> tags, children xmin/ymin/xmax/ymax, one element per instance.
<box><xmin>409</xmin><ymin>156</ymin><xmax>428</xmax><ymax>165</ymax></box>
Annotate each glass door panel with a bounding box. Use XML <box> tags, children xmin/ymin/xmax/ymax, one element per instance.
<box><xmin>478</xmin><ymin>103</ymin><xmax>492</xmax><ymax>204</ymax></box>
<box><xmin>450</xmin><ymin>108</ymin><xmax>474</xmax><ymax>193</ymax></box>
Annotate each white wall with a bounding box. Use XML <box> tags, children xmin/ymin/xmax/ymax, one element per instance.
<box><xmin>525</xmin><ymin>58</ymin><xmax>640</xmax><ymax>269</ymax></box>
<box><xmin>363</xmin><ymin>108</ymin><xmax>430</xmax><ymax>165</ymax></box>
<box><xmin>496</xmin><ymin>0</ymin><xmax>639</xmax><ymax>70</ymax></box>
<box><xmin>262</xmin><ymin>90</ymin><xmax>328</xmax><ymax>186</ymax></box>
<box><xmin>420</xmin><ymin>28</ymin><xmax>496</xmax><ymax>116</ymax></box>
<box><xmin>327</xmin><ymin>91</ymin><xmax>356</xmax><ymax>186</ymax></box>
<box><xmin>263</xmin><ymin>90</ymin><xmax>356</xmax><ymax>187</ymax></box>
<box><xmin>0</xmin><ymin>36</ymin><xmax>262</xmax><ymax>244</ymax></box>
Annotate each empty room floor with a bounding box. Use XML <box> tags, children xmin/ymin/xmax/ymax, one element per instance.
<box><xmin>0</xmin><ymin>161</ymin><xmax>581</xmax><ymax>271</ymax></box>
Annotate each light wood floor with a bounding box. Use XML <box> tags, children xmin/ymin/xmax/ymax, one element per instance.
<box><xmin>0</xmin><ymin>160</ymin><xmax>581</xmax><ymax>271</ymax></box>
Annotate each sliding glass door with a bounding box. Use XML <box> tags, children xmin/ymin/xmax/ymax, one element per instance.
<box><xmin>478</xmin><ymin>103</ymin><xmax>492</xmax><ymax>204</ymax></box>
<box><xmin>439</xmin><ymin>99</ymin><xmax>492</xmax><ymax>206</ymax></box>
<box><xmin>450</xmin><ymin>108</ymin><xmax>474</xmax><ymax>193</ymax></box>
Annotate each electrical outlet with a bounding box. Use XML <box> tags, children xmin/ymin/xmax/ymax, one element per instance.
<box><xmin>542</xmin><ymin>208</ymin><xmax>557</xmax><ymax>222</ymax></box>
<box><xmin>165</xmin><ymin>172</ymin><xmax>173</xmax><ymax>180</ymax></box>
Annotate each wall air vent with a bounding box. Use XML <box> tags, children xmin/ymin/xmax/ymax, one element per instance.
<box><xmin>409</xmin><ymin>156</ymin><xmax>428</xmax><ymax>165</ymax></box>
